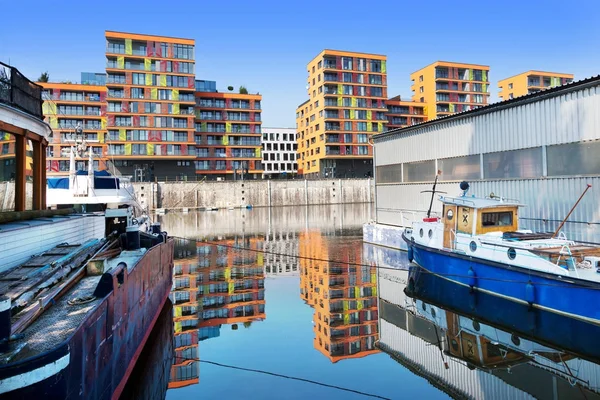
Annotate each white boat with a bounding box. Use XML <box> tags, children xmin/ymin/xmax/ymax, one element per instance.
<box><xmin>46</xmin><ymin>146</ymin><xmax>150</xmax><ymax>232</ymax></box>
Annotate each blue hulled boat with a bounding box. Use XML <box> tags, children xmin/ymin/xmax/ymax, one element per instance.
<box><xmin>403</xmin><ymin>182</ymin><xmax>600</xmax><ymax>326</ymax></box>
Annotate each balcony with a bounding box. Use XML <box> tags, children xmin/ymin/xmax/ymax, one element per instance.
<box><xmin>0</xmin><ymin>62</ymin><xmax>43</xmax><ymax>119</ymax></box>
<box><xmin>326</xmin><ymin>135</ymin><xmax>339</xmax><ymax>143</ymax></box>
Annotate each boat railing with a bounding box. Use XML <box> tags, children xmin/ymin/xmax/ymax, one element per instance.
<box><xmin>439</xmin><ymin>195</ymin><xmax>477</xmax><ymax>207</ymax></box>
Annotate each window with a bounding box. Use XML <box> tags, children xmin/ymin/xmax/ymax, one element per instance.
<box><xmin>343</xmin><ymin>73</ymin><xmax>352</xmax><ymax>83</ymax></box>
<box><xmin>420</xmin><ymin>86</ymin><xmax>424</xmax><ymax>93</ymax></box>
<box><xmin>318</xmin><ymin>60</ymin><xmax>322</xmax><ymax>69</ymax></box>
<box><xmin>419</xmin><ymin>75</ymin><xmax>423</xmax><ymax>82</ymax></box>
<box><xmin>369</xmin><ymin>74</ymin><xmax>382</xmax><ymax>85</ymax></box>
<box><xmin>508</xmin><ymin>83</ymin><xmax>513</xmax><ymax>89</ymax></box>
<box><xmin>342</xmin><ymin>57</ymin><xmax>353</xmax><ymax>70</ymax></box>
<box><xmin>370</xmin><ymin>60</ymin><xmax>381</xmax><ymax>73</ymax></box>
<box><xmin>481</xmin><ymin>212</ymin><xmax>513</xmax><ymax>227</ymax></box>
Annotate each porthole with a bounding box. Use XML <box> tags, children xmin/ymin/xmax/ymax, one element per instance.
<box><xmin>419</xmin><ymin>228</ymin><xmax>424</xmax><ymax>238</ymax></box>
<box><xmin>469</xmin><ymin>241</ymin><xmax>477</xmax><ymax>252</ymax></box>
<box><xmin>421</xmin><ymin>302</ymin><xmax>427</xmax><ymax>311</ymax></box>
<box><xmin>511</xmin><ymin>334</ymin><xmax>521</xmax><ymax>346</ymax></box>
<box><xmin>507</xmin><ymin>248</ymin><xmax>517</xmax><ymax>260</ymax></box>
<box><xmin>428</xmin><ymin>229</ymin><xmax>433</xmax><ymax>239</ymax></box>
<box><xmin>447</xmin><ymin>209</ymin><xmax>454</xmax><ymax>221</ymax></box>
<box><xmin>451</xmin><ymin>339</ymin><xmax>459</xmax><ymax>351</ymax></box>
<box><xmin>472</xmin><ymin>320</ymin><xmax>481</xmax><ymax>332</ymax></box>
<box><xmin>431</xmin><ymin>307</ymin><xmax>436</xmax><ymax>318</ymax></box>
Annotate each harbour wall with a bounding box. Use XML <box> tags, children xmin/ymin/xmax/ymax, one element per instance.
<box><xmin>131</xmin><ymin>178</ymin><xmax>374</xmax><ymax>211</ymax></box>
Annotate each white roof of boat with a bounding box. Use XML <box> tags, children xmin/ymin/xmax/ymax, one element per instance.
<box><xmin>439</xmin><ymin>195</ymin><xmax>523</xmax><ymax>209</ymax></box>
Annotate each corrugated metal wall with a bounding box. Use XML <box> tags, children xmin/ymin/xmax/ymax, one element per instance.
<box><xmin>376</xmin><ymin>177</ymin><xmax>600</xmax><ymax>242</ymax></box>
<box><xmin>373</xmin><ymin>81</ymin><xmax>600</xmax><ymax>242</ymax></box>
<box><xmin>376</xmin><ymin>83</ymin><xmax>600</xmax><ymax>165</ymax></box>
<box><xmin>379</xmin><ymin>319</ymin><xmax>533</xmax><ymax>399</ymax></box>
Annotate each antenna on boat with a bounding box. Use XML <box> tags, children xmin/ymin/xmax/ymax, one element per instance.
<box><xmin>552</xmin><ymin>184</ymin><xmax>592</xmax><ymax>238</ymax></box>
<box><xmin>421</xmin><ymin>170</ymin><xmax>446</xmax><ymax>218</ymax></box>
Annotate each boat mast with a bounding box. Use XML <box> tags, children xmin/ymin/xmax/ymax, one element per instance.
<box><xmin>552</xmin><ymin>184</ymin><xmax>592</xmax><ymax>238</ymax></box>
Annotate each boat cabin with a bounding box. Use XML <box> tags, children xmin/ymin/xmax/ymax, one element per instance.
<box><xmin>440</xmin><ymin>195</ymin><xmax>521</xmax><ymax>249</ymax></box>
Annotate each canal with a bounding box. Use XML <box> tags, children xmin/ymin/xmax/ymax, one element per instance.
<box><xmin>122</xmin><ymin>204</ymin><xmax>600</xmax><ymax>399</ymax></box>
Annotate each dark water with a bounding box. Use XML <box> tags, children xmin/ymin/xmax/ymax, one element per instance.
<box><xmin>125</xmin><ymin>204</ymin><xmax>600</xmax><ymax>399</ymax></box>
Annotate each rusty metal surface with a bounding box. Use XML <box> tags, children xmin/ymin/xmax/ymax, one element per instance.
<box><xmin>4</xmin><ymin>276</ymin><xmax>102</xmax><ymax>363</ymax></box>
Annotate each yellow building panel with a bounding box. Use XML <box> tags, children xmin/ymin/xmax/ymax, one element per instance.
<box><xmin>255</xmin><ymin>148</ymin><xmax>261</xmax><ymax>158</ymax></box>
<box><xmin>125</xmin><ymin>39</ymin><xmax>132</xmax><ymax>55</ymax></box>
<box><xmin>173</xmin><ymin>103</ymin><xmax>180</xmax><ymax>115</ymax></box>
<box><xmin>147</xmin><ymin>143</ymin><xmax>154</xmax><ymax>155</ymax></box>
<box><xmin>119</xmin><ymin>129</ymin><xmax>126</xmax><ymax>141</ymax></box>
<box><xmin>151</xmin><ymin>88</ymin><xmax>158</xmax><ymax>99</ymax></box>
<box><xmin>124</xmin><ymin>143</ymin><xmax>131</xmax><ymax>155</ymax></box>
<box><xmin>117</xmin><ymin>56</ymin><xmax>125</xmax><ymax>69</ymax></box>
<box><xmin>145</xmin><ymin>74</ymin><xmax>152</xmax><ymax>86</ymax></box>
<box><xmin>159</xmin><ymin>75</ymin><xmax>167</xmax><ymax>87</ymax></box>
<box><xmin>172</xmin><ymin>89</ymin><xmax>179</xmax><ymax>100</ymax></box>
<box><xmin>144</xmin><ymin>58</ymin><xmax>152</xmax><ymax>71</ymax></box>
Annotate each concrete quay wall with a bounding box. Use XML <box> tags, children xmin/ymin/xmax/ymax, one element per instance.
<box><xmin>132</xmin><ymin>178</ymin><xmax>374</xmax><ymax>210</ymax></box>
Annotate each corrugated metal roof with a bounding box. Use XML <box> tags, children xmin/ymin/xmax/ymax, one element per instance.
<box><xmin>375</xmin><ymin>75</ymin><xmax>600</xmax><ymax>142</ymax></box>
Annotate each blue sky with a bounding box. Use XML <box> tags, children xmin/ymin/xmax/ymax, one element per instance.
<box><xmin>1</xmin><ymin>0</ymin><xmax>599</xmax><ymax>127</ymax></box>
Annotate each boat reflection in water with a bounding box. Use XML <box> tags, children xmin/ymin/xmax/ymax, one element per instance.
<box><xmin>300</xmin><ymin>231</ymin><xmax>379</xmax><ymax>362</ymax></box>
<box><xmin>368</xmin><ymin>242</ymin><xmax>600</xmax><ymax>399</ymax></box>
<box><xmin>168</xmin><ymin>236</ymin><xmax>266</xmax><ymax>390</ymax></box>
<box><xmin>119</xmin><ymin>300</ymin><xmax>174</xmax><ymax>400</ymax></box>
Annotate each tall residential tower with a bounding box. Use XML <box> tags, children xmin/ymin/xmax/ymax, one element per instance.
<box><xmin>104</xmin><ymin>31</ymin><xmax>197</xmax><ymax>181</ymax></box>
<box><xmin>296</xmin><ymin>50</ymin><xmax>388</xmax><ymax>178</ymax></box>
<box><xmin>410</xmin><ymin>61</ymin><xmax>490</xmax><ymax>120</ymax></box>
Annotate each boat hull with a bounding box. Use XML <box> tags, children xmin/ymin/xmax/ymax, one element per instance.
<box><xmin>0</xmin><ymin>239</ymin><xmax>174</xmax><ymax>400</ymax></box>
<box><xmin>405</xmin><ymin>264</ymin><xmax>600</xmax><ymax>362</ymax></box>
<box><xmin>404</xmin><ymin>234</ymin><xmax>600</xmax><ymax>326</ymax></box>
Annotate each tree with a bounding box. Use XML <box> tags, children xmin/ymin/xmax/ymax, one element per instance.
<box><xmin>38</xmin><ymin>72</ymin><xmax>49</xmax><ymax>82</ymax></box>
<box><xmin>243</xmin><ymin>321</ymin><xmax>252</xmax><ymax>328</ymax></box>
<box><xmin>239</xmin><ymin>86</ymin><xmax>248</xmax><ymax>94</ymax></box>
<box><xmin>227</xmin><ymin>86</ymin><xmax>234</xmax><ymax>92</ymax></box>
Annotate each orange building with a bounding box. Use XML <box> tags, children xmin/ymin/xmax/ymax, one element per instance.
<box><xmin>410</xmin><ymin>61</ymin><xmax>490</xmax><ymax>120</ymax></box>
<box><xmin>196</xmin><ymin>237</ymin><xmax>266</xmax><ymax>327</ymax></box>
<box><xmin>194</xmin><ymin>85</ymin><xmax>263</xmax><ymax>179</ymax></box>
<box><xmin>385</xmin><ymin>95</ymin><xmax>427</xmax><ymax>130</ymax></box>
<box><xmin>498</xmin><ymin>71</ymin><xmax>574</xmax><ymax>101</ymax></box>
<box><xmin>296</xmin><ymin>50</ymin><xmax>388</xmax><ymax>178</ymax></box>
<box><xmin>169</xmin><ymin>240</ymin><xmax>201</xmax><ymax>389</ymax></box>
<box><xmin>104</xmin><ymin>31</ymin><xmax>197</xmax><ymax>181</ymax></box>
<box><xmin>40</xmin><ymin>82</ymin><xmax>108</xmax><ymax>175</ymax></box>
<box><xmin>299</xmin><ymin>231</ymin><xmax>379</xmax><ymax>362</ymax></box>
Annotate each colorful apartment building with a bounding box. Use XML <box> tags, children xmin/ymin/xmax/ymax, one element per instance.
<box><xmin>410</xmin><ymin>61</ymin><xmax>490</xmax><ymax>120</ymax></box>
<box><xmin>196</xmin><ymin>237</ymin><xmax>266</xmax><ymax>327</ymax></box>
<box><xmin>170</xmin><ymin>239</ymin><xmax>201</xmax><ymax>389</ymax></box>
<box><xmin>498</xmin><ymin>71</ymin><xmax>574</xmax><ymax>101</ymax></box>
<box><xmin>385</xmin><ymin>95</ymin><xmax>427</xmax><ymax>130</ymax></box>
<box><xmin>296</xmin><ymin>50</ymin><xmax>388</xmax><ymax>178</ymax></box>
<box><xmin>104</xmin><ymin>31</ymin><xmax>197</xmax><ymax>181</ymax></box>
<box><xmin>40</xmin><ymin>82</ymin><xmax>108</xmax><ymax>174</ymax></box>
<box><xmin>299</xmin><ymin>232</ymin><xmax>379</xmax><ymax>362</ymax></box>
<box><xmin>194</xmin><ymin>82</ymin><xmax>263</xmax><ymax>179</ymax></box>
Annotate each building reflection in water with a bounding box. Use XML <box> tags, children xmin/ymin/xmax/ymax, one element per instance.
<box><xmin>300</xmin><ymin>231</ymin><xmax>379</xmax><ymax>362</ymax></box>
<box><xmin>169</xmin><ymin>236</ymin><xmax>266</xmax><ymax>389</ymax></box>
<box><xmin>368</xmin><ymin>243</ymin><xmax>600</xmax><ymax>399</ymax></box>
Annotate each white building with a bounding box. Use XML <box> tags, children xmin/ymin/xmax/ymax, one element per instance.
<box><xmin>261</xmin><ymin>127</ymin><xmax>298</xmax><ymax>178</ymax></box>
<box><xmin>366</xmin><ymin>76</ymin><xmax>600</xmax><ymax>248</ymax></box>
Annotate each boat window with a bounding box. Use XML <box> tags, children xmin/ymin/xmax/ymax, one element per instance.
<box><xmin>481</xmin><ymin>211</ymin><xmax>513</xmax><ymax>227</ymax></box>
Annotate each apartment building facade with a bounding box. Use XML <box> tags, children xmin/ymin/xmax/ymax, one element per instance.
<box><xmin>410</xmin><ymin>61</ymin><xmax>490</xmax><ymax>120</ymax></box>
<box><xmin>385</xmin><ymin>95</ymin><xmax>427</xmax><ymax>130</ymax></box>
<box><xmin>299</xmin><ymin>231</ymin><xmax>379</xmax><ymax>362</ymax></box>
<box><xmin>104</xmin><ymin>31</ymin><xmax>197</xmax><ymax>181</ymax></box>
<box><xmin>40</xmin><ymin>82</ymin><xmax>108</xmax><ymax>175</ymax></box>
<box><xmin>195</xmin><ymin>83</ymin><xmax>263</xmax><ymax>180</ymax></box>
<box><xmin>261</xmin><ymin>127</ymin><xmax>298</xmax><ymax>178</ymax></box>
<box><xmin>296</xmin><ymin>50</ymin><xmax>388</xmax><ymax>178</ymax></box>
<box><xmin>498</xmin><ymin>71</ymin><xmax>574</xmax><ymax>101</ymax></box>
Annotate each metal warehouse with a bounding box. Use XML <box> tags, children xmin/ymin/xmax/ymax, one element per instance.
<box><xmin>369</xmin><ymin>76</ymin><xmax>600</xmax><ymax>245</ymax></box>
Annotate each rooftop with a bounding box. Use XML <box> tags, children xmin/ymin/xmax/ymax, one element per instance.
<box><xmin>411</xmin><ymin>60</ymin><xmax>490</xmax><ymax>75</ymax></box>
<box><xmin>498</xmin><ymin>70</ymin><xmax>575</xmax><ymax>82</ymax></box>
